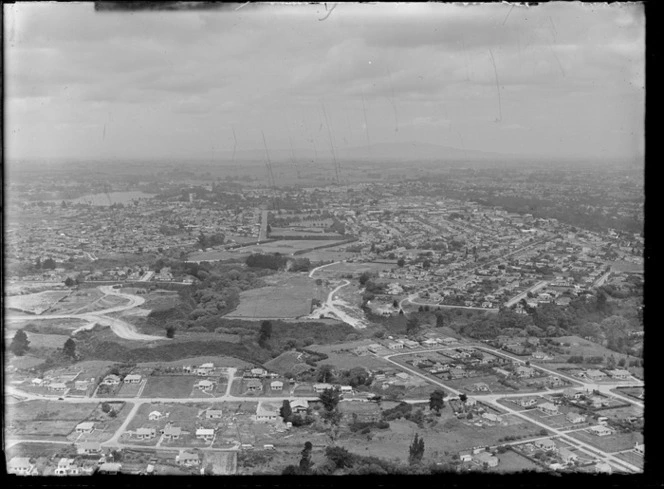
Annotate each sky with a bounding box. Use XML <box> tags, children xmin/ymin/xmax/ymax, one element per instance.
<box><xmin>5</xmin><ymin>2</ymin><xmax>645</xmax><ymax>162</ymax></box>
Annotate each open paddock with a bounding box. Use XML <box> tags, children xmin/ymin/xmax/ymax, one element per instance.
<box><xmin>5</xmin><ymin>400</ymin><xmax>99</xmax><ymax>438</ymax></box>
<box><xmin>313</xmin><ymin>261</ymin><xmax>396</xmax><ymax>277</ymax></box>
<box><xmin>228</xmin><ymin>288</ymin><xmax>312</xmax><ymax>319</ymax></box>
<box><xmin>568</xmin><ymin>429</ymin><xmax>643</xmax><ymax>453</ymax></box>
<box><xmin>46</xmin><ymin>288</ymin><xmax>105</xmax><ymax>314</ymax></box>
<box><xmin>21</xmin><ymin>332</ymin><xmax>70</xmax><ymax>349</ymax></box>
<box><xmin>6</xmin><ymin>290</ymin><xmax>71</xmax><ymax>315</ymax></box>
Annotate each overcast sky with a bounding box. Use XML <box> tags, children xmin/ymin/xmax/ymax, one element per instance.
<box><xmin>5</xmin><ymin>2</ymin><xmax>644</xmax><ymax>162</ymax></box>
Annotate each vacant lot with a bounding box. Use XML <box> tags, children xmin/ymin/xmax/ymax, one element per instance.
<box><xmin>556</xmin><ymin>336</ymin><xmax>637</xmax><ymax>365</ymax></box>
<box><xmin>228</xmin><ymin>277</ymin><xmax>313</xmax><ymax>319</ymax></box>
<box><xmin>6</xmin><ymin>290</ymin><xmax>71</xmax><ymax>315</ymax></box>
<box><xmin>141</xmin><ymin>376</ymin><xmax>197</xmax><ymax>398</ymax></box>
<box><xmin>237</xmin><ymin>239</ymin><xmax>348</xmax><ymax>255</ymax></box>
<box><xmin>47</xmin><ymin>288</ymin><xmax>104</xmax><ymax>314</ymax></box>
<box><xmin>334</xmin><ymin>409</ymin><xmax>544</xmax><ymax>464</ymax></box>
<box><xmin>139</xmin><ymin>356</ymin><xmax>253</xmax><ymax>369</ymax></box>
<box><xmin>569</xmin><ymin>429</ymin><xmax>643</xmax><ymax>453</ymax></box>
<box><xmin>117</xmin><ymin>381</ymin><xmax>145</xmax><ymax>398</ymax></box>
<box><xmin>616</xmin><ymin>450</ymin><xmax>644</xmax><ymax>470</ymax></box>
<box><xmin>495</xmin><ymin>449</ymin><xmax>544</xmax><ymax>472</ymax></box>
<box><xmin>315</xmin><ymin>261</ymin><xmax>396</xmax><ymax>277</ymax></box>
<box><xmin>6</xmin><ymin>400</ymin><xmax>98</xmax><ymax>439</ymax></box>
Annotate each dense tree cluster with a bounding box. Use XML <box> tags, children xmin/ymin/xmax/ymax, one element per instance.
<box><xmin>246</xmin><ymin>253</ymin><xmax>288</xmax><ymax>270</ymax></box>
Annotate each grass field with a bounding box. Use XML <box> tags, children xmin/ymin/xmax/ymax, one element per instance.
<box><xmin>187</xmin><ymin>249</ymin><xmax>248</xmax><ymax>262</ymax></box>
<box><xmin>494</xmin><ymin>449</ymin><xmax>544</xmax><ymax>472</ymax></box>
<box><xmin>236</xmin><ymin>239</ymin><xmax>348</xmax><ymax>255</ymax></box>
<box><xmin>568</xmin><ymin>429</ymin><xmax>643</xmax><ymax>453</ymax></box>
<box><xmin>140</xmin><ymin>376</ymin><xmax>197</xmax><ymax>398</ymax></box>
<box><xmin>138</xmin><ymin>356</ymin><xmax>253</xmax><ymax>369</ymax></box>
<box><xmin>615</xmin><ymin>450</ymin><xmax>644</xmax><ymax>470</ymax></box>
<box><xmin>6</xmin><ymin>290</ymin><xmax>71</xmax><ymax>314</ymax></box>
<box><xmin>117</xmin><ymin>381</ymin><xmax>145</xmax><ymax>397</ymax></box>
<box><xmin>47</xmin><ymin>288</ymin><xmax>104</xmax><ymax>314</ymax></box>
<box><xmin>16</xmin><ymin>332</ymin><xmax>70</xmax><ymax>349</ymax></box>
<box><xmin>228</xmin><ymin>275</ymin><xmax>314</xmax><ymax>318</ymax></box>
<box><xmin>6</xmin><ymin>400</ymin><xmax>99</xmax><ymax>438</ymax></box>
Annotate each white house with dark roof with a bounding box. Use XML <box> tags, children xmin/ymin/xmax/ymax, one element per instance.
<box><xmin>124</xmin><ymin>374</ymin><xmax>142</xmax><ymax>384</ymax></box>
<box><xmin>75</xmin><ymin>422</ymin><xmax>95</xmax><ymax>434</ymax></box>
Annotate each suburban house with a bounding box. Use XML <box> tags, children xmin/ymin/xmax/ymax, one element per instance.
<box><xmin>124</xmin><ymin>374</ymin><xmax>142</xmax><ymax>384</ymax></box>
<box><xmin>607</xmin><ymin>369</ymin><xmax>631</xmax><ymax>380</ymax></box>
<box><xmin>135</xmin><ymin>427</ymin><xmax>156</xmax><ymax>440</ymax></box>
<box><xmin>340</xmin><ymin>385</ymin><xmax>353</xmax><ymax>394</ymax></box>
<box><xmin>148</xmin><ymin>411</ymin><xmax>163</xmax><ymax>421</ymax></box>
<box><xmin>176</xmin><ymin>451</ymin><xmax>200</xmax><ymax>467</ymax></box>
<box><xmin>97</xmin><ymin>463</ymin><xmax>122</xmax><ymax>474</ymax></box>
<box><xmin>102</xmin><ymin>374</ymin><xmax>121</xmax><ymax>385</ymax></box>
<box><xmin>270</xmin><ymin>381</ymin><xmax>284</xmax><ymax>391</ymax></box>
<box><xmin>459</xmin><ymin>451</ymin><xmax>473</xmax><ymax>463</ymax></box>
<box><xmin>196</xmin><ymin>428</ymin><xmax>215</xmax><ymax>442</ymax></box>
<box><xmin>161</xmin><ymin>424</ymin><xmax>182</xmax><ymax>441</ymax></box>
<box><xmin>77</xmin><ymin>442</ymin><xmax>102</xmax><ymax>455</ymax></box>
<box><xmin>250</xmin><ymin>368</ymin><xmax>268</xmax><ymax>378</ymax></box>
<box><xmin>255</xmin><ymin>403</ymin><xmax>280</xmax><ymax>423</ymax></box>
<box><xmin>465</xmin><ymin>397</ymin><xmax>478</xmax><ymax>407</ymax></box>
<box><xmin>472</xmin><ymin>382</ymin><xmax>490</xmax><ymax>392</ymax></box>
<box><xmin>473</xmin><ymin>451</ymin><xmax>499</xmax><ymax>468</ymax></box>
<box><xmin>48</xmin><ymin>382</ymin><xmax>68</xmax><ymax>392</ymax></box>
<box><xmin>206</xmin><ymin>409</ymin><xmax>224</xmax><ymax>419</ymax></box>
<box><xmin>589</xmin><ymin>425</ymin><xmax>614</xmax><ymax>437</ymax></box>
<box><xmin>196</xmin><ymin>363</ymin><xmax>214</xmax><ymax>376</ymax></box>
<box><xmin>562</xmin><ymin>389</ymin><xmax>584</xmax><ymax>400</ymax></box>
<box><xmin>74</xmin><ymin>380</ymin><xmax>90</xmax><ymax>391</ymax></box>
<box><xmin>385</xmin><ymin>340</ymin><xmax>404</xmax><ymax>350</ymax></box>
<box><xmin>537</xmin><ymin>402</ymin><xmax>559</xmax><ymax>415</ymax></box>
<box><xmin>515</xmin><ymin>398</ymin><xmax>537</xmax><ymax>408</ymax></box>
<box><xmin>634</xmin><ymin>442</ymin><xmax>645</xmax><ymax>455</ymax></box>
<box><xmin>566</xmin><ymin>412</ymin><xmax>587</xmax><ymax>424</ymax></box>
<box><xmin>481</xmin><ymin>413</ymin><xmax>501</xmax><ymax>423</ymax></box>
<box><xmin>196</xmin><ymin>380</ymin><xmax>215</xmax><ymax>392</ymax></box>
<box><xmin>313</xmin><ymin>383</ymin><xmax>334</xmax><ymax>393</ymax></box>
<box><xmin>75</xmin><ymin>422</ymin><xmax>95</xmax><ymax>434</ymax></box>
<box><xmin>559</xmin><ymin>447</ymin><xmax>579</xmax><ymax>464</ymax></box>
<box><xmin>531</xmin><ymin>351</ymin><xmax>552</xmax><ymax>360</ymax></box>
<box><xmin>246</xmin><ymin>379</ymin><xmax>263</xmax><ymax>392</ymax></box>
<box><xmin>8</xmin><ymin>457</ymin><xmax>37</xmax><ymax>476</ymax></box>
<box><xmin>595</xmin><ymin>462</ymin><xmax>612</xmax><ymax>474</ymax></box>
<box><xmin>516</xmin><ymin>366</ymin><xmax>536</xmax><ymax>378</ymax></box>
<box><xmin>422</xmin><ymin>339</ymin><xmax>438</xmax><ymax>348</ymax></box>
<box><xmin>534</xmin><ymin>439</ymin><xmax>558</xmax><ymax>452</ymax></box>
<box><xmin>54</xmin><ymin>458</ymin><xmax>79</xmax><ymax>476</ymax></box>
<box><xmin>290</xmin><ymin>399</ymin><xmax>309</xmax><ymax>414</ymax></box>
<box><xmin>403</xmin><ymin>339</ymin><xmax>420</xmax><ymax>349</ymax></box>
<box><xmin>585</xmin><ymin>369</ymin><xmax>606</xmax><ymax>382</ymax></box>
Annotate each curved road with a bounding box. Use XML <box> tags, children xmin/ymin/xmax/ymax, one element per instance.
<box><xmin>6</xmin><ymin>285</ymin><xmax>166</xmax><ymax>341</ymax></box>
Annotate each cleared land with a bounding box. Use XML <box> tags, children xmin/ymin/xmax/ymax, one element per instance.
<box><xmin>46</xmin><ymin>288</ymin><xmax>104</xmax><ymax>314</ymax></box>
<box><xmin>6</xmin><ymin>400</ymin><xmax>97</xmax><ymax>439</ymax></box>
<box><xmin>568</xmin><ymin>429</ymin><xmax>643</xmax><ymax>453</ymax></box>
<box><xmin>228</xmin><ymin>275</ymin><xmax>314</xmax><ymax>318</ymax></box>
<box><xmin>6</xmin><ymin>290</ymin><xmax>70</xmax><ymax>314</ymax></box>
<box><xmin>140</xmin><ymin>376</ymin><xmax>198</xmax><ymax>398</ymax></box>
<box><xmin>235</xmin><ymin>239</ymin><xmax>348</xmax><ymax>255</ymax></box>
<box><xmin>495</xmin><ymin>449</ymin><xmax>544</xmax><ymax>472</ymax></box>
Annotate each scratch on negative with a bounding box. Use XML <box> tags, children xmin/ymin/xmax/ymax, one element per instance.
<box><xmin>235</xmin><ymin>2</ymin><xmax>250</xmax><ymax>11</ymax></box>
<box><xmin>319</xmin><ymin>3</ymin><xmax>338</xmax><ymax>21</ymax></box>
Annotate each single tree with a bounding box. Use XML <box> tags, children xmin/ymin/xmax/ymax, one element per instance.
<box><xmin>101</xmin><ymin>402</ymin><xmax>112</xmax><ymax>413</ymax></box>
<box><xmin>319</xmin><ymin>387</ymin><xmax>342</xmax><ymax>412</ymax></box>
<box><xmin>10</xmin><ymin>330</ymin><xmax>30</xmax><ymax>356</ymax></box>
<box><xmin>409</xmin><ymin>433</ymin><xmax>425</xmax><ymax>465</ymax></box>
<box><xmin>436</xmin><ymin>314</ymin><xmax>445</xmax><ymax>328</ymax></box>
<box><xmin>397</xmin><ymin>258</ymin><xmax>406</xmax><ymax>267</ymax></box>
<box><xmin>280</xmin><ymin>400</ymin><xmax>293</xmax><ymax>422</ymax></box>
<box><xmin>317</xmin><ymin>364</ymin><xmax>335</xmax><ymax>383</ymax></box>
<box><xmin>166</xmin><ymin>326</ymin><xmax>176</xmax><ymax>338</ymax></box>
<box><xmin>393</xmin><ymin>299</ymin><xmax>399</xmax><ymax>308</ymax></box>
<box><xmin>429</xmin><ymin>390</ymin><xmax>446</xmax><ymax>413</ymax></box>
<box><xmin>298</xmin><ymin>441</ymin><xmax>314</xmax><ymax>473</ymax></box>
<box><xmin>64</xmin><ymin>277</ymin><xmax>76</xmax><ymax>287</ymax></box>
<box><xmin>617</xmin><ymin>358</ymin><xmax>626</xmax><ymax>368</ymax></box>
<box><xmin>459</xmin><ymin>393</ymin><xmax>468</xmax><ymax>403</ymax></box>
<box><xmin>406</xmin><ymin>315</ymin><xmax>420</xmax><ymax>335</ymax></box>
<box><xmin>63</xmin><ymin>338</ymin><xmax>77</xmax><ymax>359</ymax></box>
<box><xmin>42</xmin><ymin>257</ymin><xmax>56</xmax><ymax>270</ymax></box>
<box><xmin>258</xmin><ymin>320</ymin><xmax>273</xmax><ymax>348</ymax></box>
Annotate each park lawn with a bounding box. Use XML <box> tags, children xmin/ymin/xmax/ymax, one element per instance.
<box><xmin>140</xmin><ymin>376</ymin><xmax>197</xmax><ymax>398</ymax></box>
<box><xmin>494</xmin><ymin>449</ymin><xmax>544</xmax><ymax>472</ymax></box>
<box><xmin>568</xmin><ymin>429</ymin><xmax>643</xmax><ymax>453</ymax></box>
